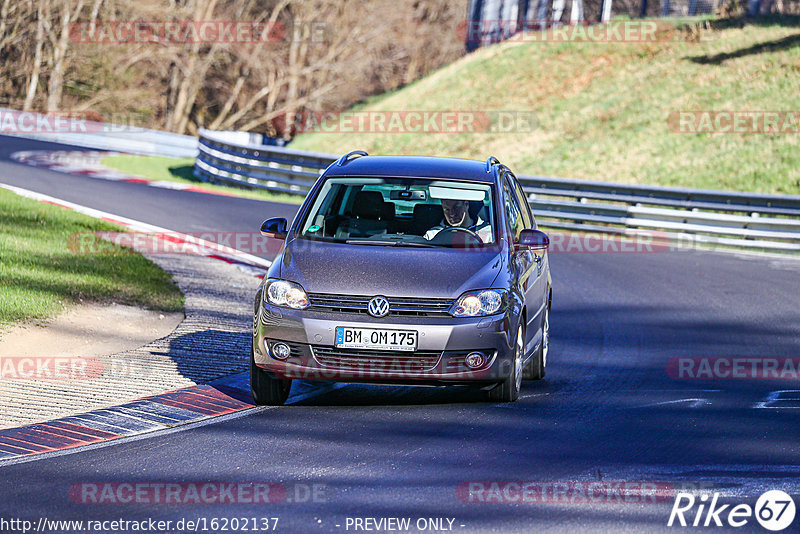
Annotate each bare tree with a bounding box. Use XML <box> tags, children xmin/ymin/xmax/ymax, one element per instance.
<box><xmin>23</xmin><ymin>1</ymin><xmax>46</xmax><ymax>110</ymax></box>
<box><xmin>46</xmin><ymin>0</ymin><xmax>86</xmax><ymax>111</ymax></box>
<box><xmin>601</xmin><ymin>0</ymin><xmax>613</xmax><ymax>20</ymax></box>
<box><xmin>571</xmin><ymin>0</ymin><xmax>584</xmax><ymax>22</ymax></box>
<box><xmin>165</xmin><ymin>0</ymin><xmax>220</xmax><ymax>133</ymax></box>
<box><xmin>2</xmin><ymin>0</ymin><xmax>468</xmax><ymax>135</ymax></box>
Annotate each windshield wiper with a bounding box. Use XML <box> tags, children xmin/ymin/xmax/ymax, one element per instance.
<box><xmin>345</xmin><ymin>239</ymin><xmax>399</xmax><ymax>246</ymax></box>
<box><xmin>345</xmin><ymin>239</ymin><xmax>437</xmax><ymax>248</ymax></box>
<box><xmin>394</xmin><ymin>241</ymin><xmax>436</xmax><ymax>248</ymax></box>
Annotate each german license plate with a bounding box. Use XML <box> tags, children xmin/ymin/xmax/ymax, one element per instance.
<box><xmin>335</xmin><ymin>327</ymin><xmax>418</xmax><ymax>351</ymax></box>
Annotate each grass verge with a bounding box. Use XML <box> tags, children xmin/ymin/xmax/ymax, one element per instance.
<box><xmin>291</xmin><ymin>17</ymin><xmax>800</xmax><ymax>195</ymax></box>
<box><xmin>101</xmin><ymin>154</ymin><xmax>304</xmax><ymax>204</ymax></box>
<box><xmin>0</xmin><ymin>188</ymin><xmax>184</xmax><ymax>331</ymax></box>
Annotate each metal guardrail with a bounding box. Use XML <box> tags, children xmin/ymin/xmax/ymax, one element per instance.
<box><xmin>195</xmin><ymin>128</ymin><xmax>331</xmax><ymax>195</ymax></box>
<box><xmin>0</xmin><ymin>108</ymin><xmax>198</xmax><ymax>158</ymax></box>
<box><xmin>521</xmin><ymin>175</ymin><xmax>800</xmax><ymax>252</ymax></box>
<box><xmin>195</xmin><ymin>128</ymin><xmax>800</xmax><ymax>253</ymax></box>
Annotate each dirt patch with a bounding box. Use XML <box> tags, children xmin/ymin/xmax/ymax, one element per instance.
<box><xmin>0</xmin><ymin>253</ymin><xmax>253</xmax><ymax>430</ymax></box>
<box><xmin>0</xmin><ymin>303</ymin><xmax>183</xmax><ymax>358</ymax></box>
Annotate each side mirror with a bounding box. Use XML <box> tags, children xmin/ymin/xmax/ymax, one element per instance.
<box><xmin>260</xmin><ymin>217</ymin><xmax>288</xmax><ymax>239</ymax></box>
<box><xmin>518</xmin><ymin>229</ymin><xmax>549</xmax><ymax>251</ymax></box>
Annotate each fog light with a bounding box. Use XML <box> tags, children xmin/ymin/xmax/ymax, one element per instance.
<box><xmin>271</xmin><ymin>342</ymin><xmax>291</xmax><ymax>360</ymax></box>
<box><xmin>465</xmin><ymin>352</ymin><xmax>487</xmax><ymax>369</ymax></box>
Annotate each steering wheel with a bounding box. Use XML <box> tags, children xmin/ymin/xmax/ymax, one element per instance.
<box><xmin>430</xmin><ymin>226</ymin><xmax>483</xmax><ymax>246</ymax></box>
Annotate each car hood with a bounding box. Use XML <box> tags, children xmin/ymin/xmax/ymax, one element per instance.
<box><xmin>278</xmin><ymin>239</ymin><xmax>506</xmax><ymax>299</ymax></box>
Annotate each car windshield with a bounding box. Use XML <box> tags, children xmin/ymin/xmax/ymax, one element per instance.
<box><xmin>298</xmin><ymin>177</ymin><xmax>497</xmax><ymax>247</ymax></box>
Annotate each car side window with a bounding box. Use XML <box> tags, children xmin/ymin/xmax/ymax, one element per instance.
<box><xmin>503</xmin><ymin>180</ymin><xmax>523</xmax><ymax>242</ymax></box>
<box><xmin>510</xmin><ymin>176</ymin><xmax>535</xmax><ymax>229</ymax></box>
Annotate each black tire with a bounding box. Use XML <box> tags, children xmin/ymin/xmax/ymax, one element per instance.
<box><xmin>250</xmin><ymin>341</ymin><xmax>291</xmax><ymax>406</ymax></box>
<box><xmin>523</xmin><ymin>305</ymin><xmax>548</xmax><ymax>380</ymax></box>
<box><xmin>486</xmin><ymin>325</ymin><xmax>523</xmax><ymax>403</ymax></box>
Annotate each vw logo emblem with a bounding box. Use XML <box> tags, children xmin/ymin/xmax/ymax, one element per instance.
<box><xmin>367</xmin><ymin>296</ymin><xmax>390</xmax><ymax>318</ymax></box>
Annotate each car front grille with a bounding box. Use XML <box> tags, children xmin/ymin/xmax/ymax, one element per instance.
<box><xmin>311</xmin><ymin>346</ymin><xmax>442</xmax><ymax>373</ymax></box>
<box><xmin>307</xmin><ymin>293</ymin><xmax>453</xmax><ymax>317</ymax></box>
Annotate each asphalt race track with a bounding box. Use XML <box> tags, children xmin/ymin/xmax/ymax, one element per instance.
<box><xmin>0</xmin><ymin>135</ymin><xmax>298</xmax><ymax>234</ymax></box>
<box><xmin>1</xmin><ymin>134</ymin><xmax>800</xmax><ymax>533</ymax></box>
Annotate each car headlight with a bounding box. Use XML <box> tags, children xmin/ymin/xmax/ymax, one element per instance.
<box><xmin>450</xmin><ymin>289</ymin><xmax>507</xmax><ymax>317</ymax></box>
<box><xmin>264</xmin><ymin>280</ymin><xmax>310</xmax><ymax>310</ymax></box>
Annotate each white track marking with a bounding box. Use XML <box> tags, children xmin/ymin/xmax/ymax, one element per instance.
<box><xmin>634</xmin><ymin>398</ymin><xmax>710</xmax><ymax>409</ymax></box>
<box><xmin>753</xmin><ymin>390</ymin><xmax>800</xmax><ymax>409</ymax></box>
<box><xmin>0</xmin><ymin>183</ymin><xmax>271</xmax><ymax>275</ymax></box>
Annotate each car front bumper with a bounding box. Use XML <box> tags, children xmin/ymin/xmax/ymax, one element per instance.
<box><xmin>253</xmin><ymin>303</ymin><xmax>517</xmax><ymax>385</ymax></box>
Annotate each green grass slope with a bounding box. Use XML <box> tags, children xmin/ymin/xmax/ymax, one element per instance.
<box><xmin>0</xmin><ymin>189</ymin><xmax>184</xmax><ymax>330</ymax></box>
<box><xmin>291</xmin><ymin>18</ymin><xmax>800</xmax><ymax>194</ymax></box>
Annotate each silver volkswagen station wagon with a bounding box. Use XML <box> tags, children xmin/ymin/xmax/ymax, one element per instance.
<box><xmin>251</xmin><ymin>152</ymin><xmax>551</xmax><ymax>404</ymax></box>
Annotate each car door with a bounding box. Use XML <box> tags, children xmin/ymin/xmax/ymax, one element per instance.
<box><xmin>504</xmin><ymin>175</ymin><xmax>548</xmax><ymax>355</ymax></box>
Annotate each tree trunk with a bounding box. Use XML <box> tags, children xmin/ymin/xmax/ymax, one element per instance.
<box><xmin>536</xmin><ymin>0</ymin><xmax>549</xmax><ymax>27</ymax></box>
<box><xmin>466</xmin><ymin>0</ymin><xmax>484</xmax><ymax>51</ymax></box>
<box><xmin>282</xmin><ymin>5</ymin><xmax>306</xmax><ymax>142</ymax></box>
<box><xmin>167</xmin><ymin>0</ymin><xmax>219</xmax><ymax>134</ymax></box>
<box><xmin>552</xmin><ymin>0</ymin><xmax>566</xmax><ymax>24</ymax></box>
<box><xmin>601</xmin><ymin>0</ymin><xmax>613</xmax><ymax>21</ymax></box>
<box><xmin>0</xmin><ymin>0</ymin><xmax>12</xmax><ymax>52</ymax></box>
<box><xmin>47</xmin><ymin>0</ymin><xmax>85</xmax><ymax>112</ymax></box>
<box><xmin>570</xmin><ymin>0</ymin><xmax>583</xmax><ymax>23</ymax></box>
<box><xmin>24</xmin><ymin>0</ymin><xmax>46</xmax><ymax>111</ymax></box>
<box><xmin>88</xmin><ymin>0</ymin><xmax>103</xmax><ymax>34</ymax></box>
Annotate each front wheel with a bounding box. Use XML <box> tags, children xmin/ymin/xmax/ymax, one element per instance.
<box><xmin>486</xmin><ymin>326</ymin><xmax>523</xmax><ymax>402</ymax></box>
<box><xmin>523</xmin><ymin>305</ymin><xmax>548</xmax><ymax>380</ymax></box>
<box><xmin>250</xmin><ymin>341</ymin><xmax>291</xmax><ymax>405</ymax></box>
<box><xmin>522</xmin><ymin>306</ymin><xmax>550</xmax><ymax>380</ymax></box>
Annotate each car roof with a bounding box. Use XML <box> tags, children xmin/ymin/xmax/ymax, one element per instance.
<box><xmin>323</xmin><ymin>155</ymin><xmax>497</xmax><ymax>184</ymax></box>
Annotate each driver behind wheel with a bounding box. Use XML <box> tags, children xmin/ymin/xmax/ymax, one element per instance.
<box><xmin>423</xmin><ymin>199</ymin><xmax>491</xmax><ymax>243</ymax></box>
